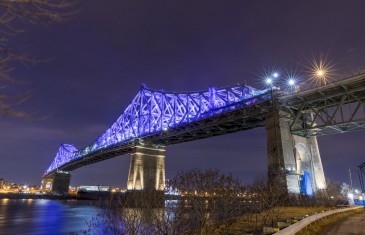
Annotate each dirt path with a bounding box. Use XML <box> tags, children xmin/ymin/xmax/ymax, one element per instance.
<box><xmin>321</xmin><ymin>210</ymin><xmax>365</xmax><ymax>235</ymax></box>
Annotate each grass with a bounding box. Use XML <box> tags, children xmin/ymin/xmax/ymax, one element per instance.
<box><xmin>211</xmin><ymin>206</ymin><xmax>330</xmax><ymax>234</ymax></box>
<box><xmin>296</xmin><ymin>208</ymin><xmax>363</xmax><ymax>235</ymax></box>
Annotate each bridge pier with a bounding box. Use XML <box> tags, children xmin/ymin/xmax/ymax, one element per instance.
<box><xmin>41</xmin><ymin>171</ymin><xmax>71</xmax><ymax>194</ymax></box>
<box><xmin>127</xmin><ymin>145</ymin><xmax>166</xmax><ymax>192</ymax></box>
<box><xmin>266</xmin><ymin>110</ymin><xmax>326</xmax><ymax>195</ymax></box>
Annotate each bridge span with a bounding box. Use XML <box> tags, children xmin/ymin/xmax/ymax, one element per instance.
<box><xmin>41</xmin><ymin>73</ymin><xmax>365</xmax><ymax>195</ymax></box>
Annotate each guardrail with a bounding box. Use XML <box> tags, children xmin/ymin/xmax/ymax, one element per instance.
<box><xmin>274</xmin><ymin>206</ymin><xmax>363</xmax><ymax>235</ymax></box>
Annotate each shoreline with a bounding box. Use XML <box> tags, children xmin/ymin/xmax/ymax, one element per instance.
<box><xmin>0</xmin><ymin>193</ymin><xmax>77</xmax><ymax>200</ymax></box>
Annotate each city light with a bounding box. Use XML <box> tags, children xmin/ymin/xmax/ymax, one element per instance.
<box><xmin>272</xmin><ymin>72</ymin><xmax>279</xmax><ymax>78</ymax></box>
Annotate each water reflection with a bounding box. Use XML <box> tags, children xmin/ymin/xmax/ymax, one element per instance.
<box><xmin>0</xmin><ymin>199</ymin><xmax>97</xmax><ymax>235</ymax></box>
<box><xmin>1</xmin><ymin>198</ymin><xmax>9</xmax><ymax>205</ymax></box>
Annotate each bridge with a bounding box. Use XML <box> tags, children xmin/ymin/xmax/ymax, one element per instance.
<box><xmin>41</xmin><ymin>73</ymin><xmax>365</xmax><ymax>195</ymax></box>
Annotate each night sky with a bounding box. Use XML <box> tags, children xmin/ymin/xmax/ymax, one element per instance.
<box><xmin>1</xmin><ymin>1</ymin><xmax>365</xmax><ymax>188</ymax></box>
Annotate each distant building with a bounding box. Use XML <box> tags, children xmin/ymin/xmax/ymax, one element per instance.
<box><xmin>77</xmin><ymin>185</ymin><xmax>109</xmax><ymax>192</ymax></box>
<box><xmin>0</xmin><ymin>178</ymin><xmax>4</xmax><ymax>189</ymax></box>
<box><xmin>165</xmin><ymin>179</ymin><xmax>179</xmax><ymax>195</ymax></box>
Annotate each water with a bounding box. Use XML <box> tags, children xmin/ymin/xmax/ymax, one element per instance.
<box><xmin>0</xmin><ymin>198</ymin><xmax>98</xmax><ymax>235</ymax></box>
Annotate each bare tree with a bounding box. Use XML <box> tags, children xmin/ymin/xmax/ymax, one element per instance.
<box><xmin>171</xmin><ymin>168</ymin><xmax>247</xmax><ymax>235</ymax></box>
<box><xmin>84</xmin><ymin>169</ymin><xmax>248</xmax><ymax>235</ymax></box>
<box><xmin>83</xmin><ymin>191</ymin><xmax>192</xmax><ymax>235</ymax></box>
<box><xmin>247</xmin><ymin>179</ymin><xmax>288</xmax><ymax>228</ymax></box>
<box><xmin>88</xmin><ymin>170</ymin><xmax>345</xmax><ymax>234</ymax></box>
<box><xmin>0</xmin><ymin>0</ymin><xmax>76</xmax><ymax>117</ymax></box>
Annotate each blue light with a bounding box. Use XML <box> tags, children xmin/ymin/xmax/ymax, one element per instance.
<box><xmin>288</xmin><ymin>79</ymin><xmax>295</xmax><ymax>86</ymax></box>
<box><xmin>45</xmin><ymin>85</ymin><xmax>269</xmax><ymax>174</ymax></box>
<box><xmin>265</xmin><ymin>77</ymin><xmax>273</xmax><ymax>85</ymax></box>
<box><xmin>272</xmin><ymin>72</ymin><xmax>279</xmax><ymax>78</ymax></box>
<box><xmin>300</xmin><ymin>171</ymin><xmax>313</xmax><ymax>196</ymax></box>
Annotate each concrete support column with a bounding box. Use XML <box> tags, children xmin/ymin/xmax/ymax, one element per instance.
<box><xmin>127</xmin><ymin>145</ymin><xmax>165</xmax><ymax>191</ymax></box>
<box><xmin>41</xmin><ymin>171</ymin><xmax>71</xmax><ymax>194</ymax></box>
<box><xmin>266</xmin><ymin>110</ymin><xmax>326</xmax><ymax>194</ymax></box>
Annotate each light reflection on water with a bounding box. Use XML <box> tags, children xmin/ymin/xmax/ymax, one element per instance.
<box><xmin>0</xmin><ymin>199</ymin><xmax>97</xmax><ymax>235</ymax></box>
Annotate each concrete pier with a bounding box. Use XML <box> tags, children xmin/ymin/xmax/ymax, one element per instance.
<box><xmin>41</xmin><ymin>171</ymin><xmax>71</xmax><ymax>194</ymax></box>
<box><xmin>127</xmin><ymin>145</ymin><xmax>166</xmax><ymax>191</ymax></box>
<box><xmin>266</xmin><ymin>110</ymin><xmax>326</xmax><ymax>194</ymax></box>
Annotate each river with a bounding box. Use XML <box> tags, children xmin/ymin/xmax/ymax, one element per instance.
<box><xmin>0</xmin><ymin>198</ymin><xmax>98</xmax><ymax>235</ymax></box>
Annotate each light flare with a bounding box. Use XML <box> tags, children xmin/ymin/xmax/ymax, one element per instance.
<box><xmin>306</xmin><ymin>54</ymin><xmax>336</xmax><ymax>86</ymax></box>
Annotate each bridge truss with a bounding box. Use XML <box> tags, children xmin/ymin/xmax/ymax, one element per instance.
<box><xmin>45</xmin><ymin>73</ymin><xmax>365</xmax><ymax>176</ymax></box>
<box><xmin>278</xmin><ymin>74</ymin><xmax>365</xmax><ymax>137</ymax></box>
<box><xmin>45</xmin><ymin>84</ymin><xmax>271</xmax><ymax>175</ymax></box>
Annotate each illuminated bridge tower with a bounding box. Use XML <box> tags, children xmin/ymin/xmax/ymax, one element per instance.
<box><xmin>266</xmin><ymin>109</ymin><xmax>326</xmax><ymax>195</ymax></box>
<box><xmin>127</xmin><ymin>145</ymin><xmax>166</xmax><ymax>191</ymax></box>
<box><xmin>41</xmin><ymin>170</ymin><xmax>71</xmax><ymax>194</ymax></box>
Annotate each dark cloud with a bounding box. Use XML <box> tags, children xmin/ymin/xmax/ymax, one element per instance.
<box><xmin>1</xmin><ymin>0</ymin><xmax>365</xmax><ymax>187</ymax></box>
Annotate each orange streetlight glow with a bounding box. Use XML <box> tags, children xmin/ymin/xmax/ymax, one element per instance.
<box><xmin>306</xmin><ymin>54</ymin><xmax>335</xmax><ymax>86</ymax></box>
<box><xmin>316</xmin><ymin>69</ymin><xmax>325</xmax><ymax>77</ymax></box>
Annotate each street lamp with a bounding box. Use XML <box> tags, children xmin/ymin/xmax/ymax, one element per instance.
<box><xmin>315</xmin><ymin>69</ymin><xmax>327</xmax><ymax>85</ymax></box>
<box><xmin>288</xmin><ymin>79</ymin><xmax>295</xmax><ymax>86</ymax></box>
<box><xmin>316</xmin><ymin>69</ymin><xmax>325</xmax><ymax>77</ymax></box>
<box><xmin>265</xmin><ymin>77</ymin><xmax>273</xmax><ymax>85</ymax></box>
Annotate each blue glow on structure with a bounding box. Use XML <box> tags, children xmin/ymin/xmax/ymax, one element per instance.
<box><xmin>300</xmin><ymin>171</ymin><xmax>313</xmax><ymax>196</ymax></box>
<box><xmin>45</xmin><ymin>84</ymin><xmax>269</xmax><ymax>174</ymax></box>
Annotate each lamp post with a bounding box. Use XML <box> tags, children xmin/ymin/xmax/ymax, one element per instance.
<box><xmin>287</xmin><ymin>78</ymin><xmax>299</xmax><ymax>94</ymax></box>
<box><xmin>316</xmin><ymin>69</ymin><xmax>326</xmax><ymax>85</ymax></box>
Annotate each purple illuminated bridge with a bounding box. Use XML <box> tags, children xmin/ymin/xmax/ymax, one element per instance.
<box><xmin>42</xmin><ymin>74</ymin><xmax>365</xmax><ymax>194</ymax></box>
<box><xmin>45</xmin><ymin>84</ymin><xmax>271</xmax><ymax>175</ymax></box>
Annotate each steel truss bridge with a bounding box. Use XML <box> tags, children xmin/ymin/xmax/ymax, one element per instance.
<box><xmin>44</xmin><ymin>73</ymin><xmax>365</xmax><ymax>176</ymax></box>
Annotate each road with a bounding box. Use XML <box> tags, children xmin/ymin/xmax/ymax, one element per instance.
<box><xmin>321</xmin><ymin>210</ymin><xmax>365</xmax><ymax>235</ymax></box>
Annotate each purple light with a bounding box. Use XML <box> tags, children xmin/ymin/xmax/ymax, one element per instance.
<box><xmin>45</xmin><ymin>85</ymin><xmax>269</xmax><ymax>174</ymax></box>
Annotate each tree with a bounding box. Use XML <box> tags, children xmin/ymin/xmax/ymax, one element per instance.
<box><xmin>171</xmin><ymin>168</ymin><xmax>247</xmax><ymax>234</ymax></box>
<box><xmin>0</xmin><ymin>0</ymin><xmax>76</xmax><ymax>117</ymax></box>
<box><xmin>83</xmin><ymin>191</ymin><xmax>191</xmax><ymax>235</ymax></box>
<box><xmin>84</xmin><ymin>169</ymin><xmax>247</xmax><ymax>235</ymax></box>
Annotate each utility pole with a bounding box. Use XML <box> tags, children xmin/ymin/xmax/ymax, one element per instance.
<box><xmin>349</xmin><ymin>169</ymin><xmax>353</xmax><ymax>191</ymax></box>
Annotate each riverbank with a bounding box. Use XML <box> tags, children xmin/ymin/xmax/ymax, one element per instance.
<box><xmin>0</xmin><ymin>193</ymin><xmax>76</xmax><ymax>200</ymax></box>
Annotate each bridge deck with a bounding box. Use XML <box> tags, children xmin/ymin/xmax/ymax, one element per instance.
<box><xmin>279</xmin><ymin>73</ymin><xmax>365</xmax><ymax>109</ymax></box>
<box><xmin>51</xmin><ymin>94</ymin><xmax>272</xmax><ymax>173</ymax></box>
<box><xmin>45</xmin><ymin>73</ymin><xmax>365</xmax><ymax>175</ymax></box>
<box><xmin>278</xmin><ymin>73</ymin><xmax>365</xmax><ymax>136</ymax></box>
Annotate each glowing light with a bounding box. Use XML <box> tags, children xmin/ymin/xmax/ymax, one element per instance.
<box><xmin>288</xmin><ymin>79</ymin><xmax>295</xmax><ymax>86</ymax></box>
<box><xmin>306</xmin><ymin>54</ymin><xmax>335</xmax><ymax>86</ymax></box>
<box><xmin>316</xmin><ymin>69</ymin><xmax>325</xmax><ymax>77</ymax></box>
<box><xmin>265</xmin><ymin>77</ymin><xmax>273</xmax><ymax>85</ymax></box>
<box><xmin>272</xmin><ymin>72</ymin><xmax>279</xmax><ymax>78</ymax></box>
